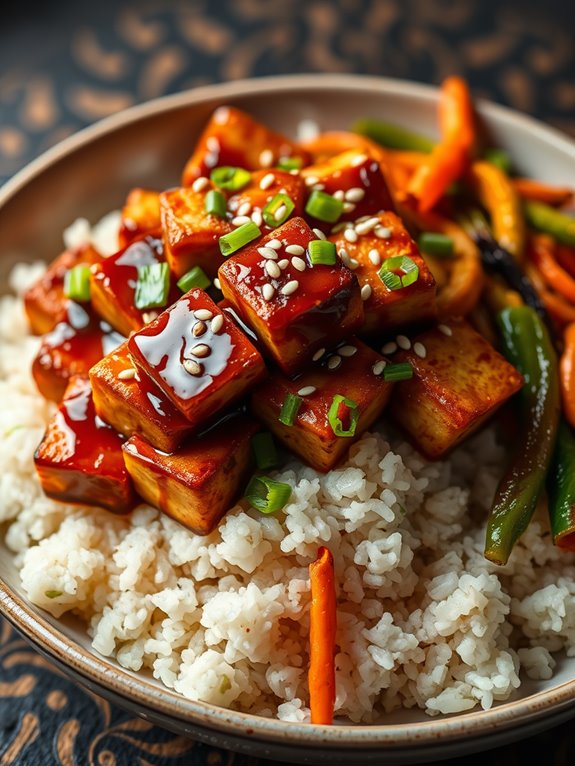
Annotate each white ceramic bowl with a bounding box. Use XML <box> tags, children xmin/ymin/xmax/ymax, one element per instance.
<box><xmin>1</xmin><ymin>74</ymin><xmax>575</xmax><ymax>765</ymax></box>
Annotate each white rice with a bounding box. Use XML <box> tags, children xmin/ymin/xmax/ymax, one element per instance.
<box><xmin>2</xmin><ymin>220</ymin><xmax>575</xmax><ymax>723</ymax></box>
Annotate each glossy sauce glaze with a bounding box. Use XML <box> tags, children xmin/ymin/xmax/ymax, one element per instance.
<box><xmin>118</xmin><ymin>188</ymin><xmax>162</xmax><ymax>248</ymax></box>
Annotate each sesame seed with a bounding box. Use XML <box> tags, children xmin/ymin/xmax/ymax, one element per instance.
<box><xmin>312</xmin><ymin>228</ymin><xmax>326</xmax><ymax>240</ymax></box>
<box><xmin>331</xmin><ymin>222</ymin><xmax>347</xmax><ymax>234</ymax></box>
<box><xmin>343</xmin><ymin>202</ymin><xmax>356</xmax><ymax>213</ymax></box>
<box><xmin>312</xmin><ymin>348</ymin><xmax>325</xmax><ymax>361</ymax></box>
<box><xmin>118</xmin><ymin>367</ymin><xmax>136</xmax><ymax>381</ymax></box>
<box><xmin>345</xmin><ymin>187</ymin><xmax>365</xmax><ymax>202</ymax></box>
<box><xmin>237</xmin><ymin>201</ymin><xmax>252</xmax><ymax>217</ymax></box>
<box><xmin>396</xmin><ymin>335</ymin><xmax>411</xmax><ymax>350</ymax></box>
<box><xmin>414</xmin><ymin>342</ymin><xmax>427</xmax><ymax>358</ymax></box>
<box><xmin>274</xmin><ymin>204</ymin><xmax>287</xmax><ymax>221</ymax></box>
<box><xmin>291</xmin><ymin>256</ymin><xmax>306</xmax><ymax>271</ymax></box>
<box><xmin>214</xmin><ymin>277</ymin><xmax>221</xmax><ymax>290</ymax></box>
<box><xmin>355</xmin><ymin>217</ymin><xmax>380</xmax><ymax>235</ymax></box>
<box><xmin>382</xmin><ymin>342</ymin><xmax>397</xmax><ymax>355</ymax></box>
<box><xmin>367</xmin><ymin>250</ymin><xmax>380</xmax><ymax>267</ymax></box>
<box><xmin>339</xmin><ymin>345</ymin><xmax>357</xmax><ymax>357</ymax></box>
<box><xmin>327</xmin><ymin>355</ymin><xmax>342</xmax><ymax>370</ymax></box>
<box><xmin>338</xmin><ymin>247</ymin><xmax>349</xmax><ymax>260</ymax></box>
<box><xmin>375</xmin><ymin>226</ymin><xmax>392</xmax><ymax>239</ymax></box>
<box><xmin>285</xmin><ymin>244</ymin><xmax>305</xmax><ymax>256</ymax></box>
<box><xmin>439</xmin><ymin>324</ymin><xmax>453</xmax><ymax>336</ymax></box>
<box><xmin>290</xmin><ymin>168</ymin><xmax>299</xmax><ymax>175</ymax></box>
<box><xmin>192</xmin><ymin>320</ymin><xmax>207</xmax><ymax>337</ymax></box>
<box><xmin>183</xmin><ymin>358</ymin><xmax>203</xmax><ymax>376</ymax></box>
<box><xmin>211</xmin><ymin>315</ymin><xmax>224</xmax><ymax>334</ymax></box>
<box><xmin>372</xmin><ymin>360</ymin><xmax>387</xmax><ymax>376</ymax></box>
<box><xmin>259</xmin><ymin>173</ymin><xmax>275</xmax><ymax>190</ymax></box>
<box><xmin>191</xmin><ymin>343</ymin><xmax>211</xmax><ymax>358</ymax></box>
<box><xmin>194</xmin><ymin>309</ymin><xmax>213</xmax><ymax>321</ymax></box>
<box><xmin>312</xmin><ymin>183</ymin><xmax>325</xmax><ymax>191</ymax></box>
<box><xmin>259</xmin><ymin>149</ymin><xmax>274</xmax><ymax>167</ymax></box>
<box><xmin>192</xmin><ymin>176</ymin><xmax>209</xmax><ymax>193</ymax></box>
<box><xmin>232</xmin><ymin>215</ymin><xmax>251</xmax><ymax>227</ymax></box>
<box><xmin>356</xmin><ymin>215</ymin><xmax>370</xmax><ymax>223</ymax></box>
<box><xmin>298</xmin><ymin>385</ymin><xmax>317</xmax><ymax>396</ymax></box>
<box><xmin>344</xmin><ymin>229</ymin><xmax>358</xmax><ymax>243</ymax></box>
<box><xmin>281</xmin><ymin>280</ymin><xmax>299</xmax><ymax>296</ymax></box>
<box><xmin>333</xmin><ymin>189</ymin><xmax>345</xmax><ymax>201</ymax></box>
<box><xmin>348</xmin><ymin>258</ymin><xmax>360</xmax><ymax>270</ymax></box>
<box><xmin>305</xmin><ymin>175</ymin><xmax>319</xmax><ymax>187</ymax></box>
<box><xmin>278</xmin><ymin>259</ymin><xmax>289</xmax><ymax>269</ymax></box>
<box><xmin>251</xmin><ymin>210</ymin><xmax>263</xmax><ymax>227</ymax></box>
<box><xmin>267</xmin><ymin>238</ymin><xmax>282</xmax><ymax>249</ymax></box>
<box><xmin>262</xmin><ymin>283</ymin><xmax>275</xmax><ymax>301</ymax></box>
<box><xmin>351</xmin><ymin>154</ymin><xmax>368</xmax><ymax>167</ymax></box>
<box><xmin>142</xmin><ymin>311</ymin><xmax>158</xmax><ymax>324</ymax></box>
<box><xmin>266</xmin><ymin>260</ymin><xmax>281</xmax><ymax>278</ymax></box>
<box><xmin>361</xmin><ymin>284</ymin><xmax>372</xmax><ymax>300</ymax></box>
<box><xmin>258</xmin><ymin>246</ymin><xmax>278</xmax><ymax>260</ymax></box>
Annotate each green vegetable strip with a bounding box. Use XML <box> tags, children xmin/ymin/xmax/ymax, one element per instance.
<box><xmin>484</xmin><ymin>306</ymin><xmax>560</xmax><ymax>565</ymax></box>
<box><xmin>418</xmin><ymin>232</ymin><xmax>454</xmax><ymax>259</ymax></box>
<box><xmin>245</xmin><ymin>475</ymin><xmax>292</xmax><ymax>514</ymax></box>
<box><xmin>524</xmin><ymin>201</ymin><xmax>575</xmax><ymax>247</ymax></box>
<box><xmin>64</xmin><ymin>265</ymin><xmax>91</xmax><ymax>302</ymax></box>
<box><xmin>383</xmin><ymin>362</ymin><xmax>413</xmax><ymax>382</ymax></box>
<box><xmin>483</xmin><ymin>148</ymin><xmax>513</xmax><ymax>174</ymax></box>
<box><xmin>278</xmin><ymin>393</ymin><xmax>302</xmax><ymax>426</ymax></box>
<box><xmin>351</xmin><ymin>118</ymin><xmax>435</xmax><ymax>153</ymax></box>
<box><xmin>327</xmin><ymin>395</ymin><xmax>359</xmax><ymax>437</ymax></box>
<box><xmin>547</xmin><ymin>419</ymin><xmax>575</xmax><ymax>552</ymax></box>
<box><xmin>251</xmin><ymin>431</ymin><xmax>280</xmax><ymax>471</ymax></box>
<box><xmin>177</xmin><ymin>266</ymin><xmax>211</xmax><ymax>292</ymax></box>
<box><xmin>134</xmin><ymin>263</ymin><xmax>170</xmax><ymax>310</ymax></box>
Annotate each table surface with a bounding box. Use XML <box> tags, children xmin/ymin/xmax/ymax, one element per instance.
<box><xmin>1</xmin><ymin>1</ymin><xmax>574</xmax><ymax>764</ymax></box>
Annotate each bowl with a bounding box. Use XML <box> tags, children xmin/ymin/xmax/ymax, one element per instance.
<box><xmin>1</xmin><ymin>74</ymin><xmax>575</xmax><ymax>765</ymax></box>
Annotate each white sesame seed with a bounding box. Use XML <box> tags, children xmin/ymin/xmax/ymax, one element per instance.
<box><xmin>259</xmin><ymin>149</ymin><xmax>274</xmax><ymax>167</ymax></box>
<box><xmin>356</xmin><ymin>215</ymin><xmax>370</xmax><ymax>223</ymax></box>
<box><xmin>439</xmin><ymin>324</ymin><xmax>453</xmax><ymax>336</ymax></box>
<box><xmin>192</xmin><ymin>320</ymin><xmax>207</xmax><ymax>337</ymax></box>
<box><xmin>290</xmin><ymin>168</ymin><xmax>299</xmax><ymax>175</ymax></box>
<box><xmin>342</xmin><ymin>202</ymin><xmax>356</xmax><ymax>213</ymax></box>
<box><xmin>194</xmin><ymin>309</ymin><xmax>213</xmax><ymax>321</ymax></box>
<box><xmin>312</xmin><ymin>183</ymin><xmax>325</xmax><ymax>191</ymax></box>
<box><xmin>118</xmin><ymin>367</ymin><xmax>136</xmax><ymax>381</ymax></box>
<box><xmin>291</xmin><ymin>256</ymin><xmax>306</xmax><ymax>271</ymax></box>
<box><xmin>237</xmin><ymin>201</ymin><xmax>252</xmax><ymax>217</ymax></box>
<box><xmin>368</xmin><ymin>249</ymin><xmax>381</xmax><ymax>266</ymax></box>
<box><xmin>251</xmin><ymin>209</ymin><xmax>263</xmax><ymax>227</ymax></box>
<box><xmin>345</xmin><ymin>187</ymin><xmax>365</xmax><ymax>202</ymax></box>
<box><xmin>375</xmin><ymin>226</ymin><xmax>392</xmax><ymax>239</ymax></box>
<box><xmin>191</xmin><ymin>343</ymin><xmax>211</xmax><ymax>358</ymax></box>
<box><xmin>142</xmin><ymin>311</ymin><xmax>158</xmax><ymax>324</ymax></box>
<box><xmin>305</xmin><ymin>175</ymin><xmax>319</xmax><ymax>187</ymax></box>
<box><xmin>285</xmin><ymin>244</ymin><xmax>305</xmax><ymax>256</ymax></box>
<box><xmin>312</xmin><ymin>348</ymin><xmax>325</xmax><ymax>361</ymax></box>
<box><xmin>372</xmin><ymin>360</ymin><xmax>387</xmax><ymax>376</ymax></box>
<box><xmin>331</xmin><ymin>222</ymin><xmax>347</xmax><ymax>234</ymax></box>
<box><xmin>274</xmin><ymin>204</ymin><xmax>287</xmax><ymax>221</ymax></box>
<box><xmin>333</xmin><ymin>189</ymin><xmax>345</xmax><ymax>201</ymax></box>
<box><xmin>339</xmin><ymin>344</ymin><xmax>358</xmax><ymax>357</ymax></box>
<box><xmin>183</xmin><ymin>358</ymin><xmax>203</xmax><ymax>376</ymax></box>
<box><xmin>361</xmin><ymin>284</ymin><xmax>372</xmax><ymax>300</ymax></box>
<box><xmin>348</xmin><ymin>258</ymin><xmax>360</xmax><ymax>270</ymax></box>
<box><xmin>281</xmin><ymin>280</ymin><xmax>299</xmax><ymax>296</ymax></box>
<box><xmin>258</xmin><ymin>246</ymin><xmax>278</xmax><ymax>260</ymax></box>
<box><xmin>338</xmin><ymin>247</ymin><xmax>349</xmax><ymax>260</ymax></box>
<box><xmin>327</xmin><ymin>355</ymin><xmax>342</xmax><ymax>370</ymax></box>
<box><xmin>259</xmin><ymin>172</ymin><xmax>275</xmax><ymax>190</ymax></box>
<box><xmin>278</xmin><ymin>259</ymin><xmax>289</xmax><ymax>269</ymax></box>
<box><xmin>213</xmin><ymin>278</ymin><xmax>221</xmax><ymax>290</ymax></box>
<box><xmin>265</xmin><ymin>260</ymin><xmax>281</xmax><ymax>278</ymax></box>
<box><xmin>312</xmin><ymin>228</ymin><xmax>326</xmax><ymax>240</ymax></box>
<box><xmin>344</xmin><ymin>228</ymin><xmax>358</xmax><ymax>243</ymax></box>
<box><xmin>396</xmin><ymin>335</ymin><xmax>411</xmax><ymax>350</ymax></box>
<box><xmin>232</xmin><ymin>215</ymin><xmax>251</xmax><ymax>227</ymax></box>
<box><xmin>414</xmin><ymin>342</ymin><xmax>427</xmax><ymax>358</ymax></box>
<box><xmin>262</xmin><ymin>283</ymin><xmax>275</xmax><ymax>301</ymax></box>
<box><xmin>382</xmin><ymin>342</ymin><xmax>397</xmax><ymax>355</ymax></box>
<box><xmin>297</xmin><ymin>385</ymin><xmax>317</xmax><ymax>396</ymax></box>
<box><xmin>267</xmin><ymin>238</ymin><xmax>282</xmax><ymax>249</ymax></box>
<box><xmin>355</xmin><ymin>217</ymin><xmax>380</xmax><ymax>235</ymax></box>
<box><xmin>211</xmin><ymin>314</ymin><xmax>224</xmax><ymax>334</ymax></box>
<box><xmin>192</xmin><ymin>176</ymin><xmax>209</xmax><ymax>193</ymax></box>
<box><xmin>351</xmin><ymin>154</ymin><xmax>368</xmax><ymax>167</ymax></box>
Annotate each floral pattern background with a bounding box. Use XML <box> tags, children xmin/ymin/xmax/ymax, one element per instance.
<box><xmin>1</xmin><ymin>0</ymin><xmax>575</xmax><ymax>763</ymax></box>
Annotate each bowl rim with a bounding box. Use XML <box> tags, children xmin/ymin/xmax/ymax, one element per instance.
<box><xmin>1</xmin><ymin>72</ymin><xmax>575</xmax><ymax>750</ymax></box>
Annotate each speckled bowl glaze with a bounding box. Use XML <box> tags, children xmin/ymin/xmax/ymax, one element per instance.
<box><xmin>1</xmin><ymin>75</ymin><xmax>575</xmax><ymax>765</ymax></box>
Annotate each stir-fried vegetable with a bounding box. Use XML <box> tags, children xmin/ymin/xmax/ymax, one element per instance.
<box><xmin>547</xmin><ymin>419</ymin><xmax>575</xmax><ymax>552</ymax></box>
<box><xmin>512</xmin><ymin>178</ymin><xmax>573</xmax><ymax>207</ymax></box>
<box><xmin>525</xmin><ymin>201</ymin><xmax>575</xmax><ymax>247</ymax></box>
<box><xmin>308</xmin><ymin>547</ymin><xmax>337</xmax><ymax>725</ymax></box>
<box><xmin>559</xmin><ymin>323</ymin><xmax>575</xmax><ymax>429</ymax></box>
<box><xmin>352</xmin><ymin>118</ymin><xmax>435</xmax><ymax>153</ymax></box>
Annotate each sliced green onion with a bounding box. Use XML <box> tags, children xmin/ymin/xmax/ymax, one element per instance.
<box><xmin>210</xmin><ymin>166</ymin><xmax>251</xmax><ymax>191</ymax></box>
<box><xmin>219</xmin><ymin>221</ymin><xmax>261</xmax><ymax>256</ymax></box>
<box><xmin>177</xmin><ymin>266</ymin><xmax>211</xmax><ymax>293</ymax></box>
<box><xmin>219</xmin><ymin>675</ymin><xmax>231</xmax><ymax>694</ymax></box>
<box><xmin>352</xmin><ymin>118</ymin><xmax>435</xmax><ymax>153</ymax></box>
<box><xmin>383</xmin><ymin>362</ymin><xmax>413</xmax><ymax>382</ymax></box>
<box><xmin>277</xmin><ymin>156</ymin><xmax>303</xmax><ymax>171</ymax></box>
<box><xmin>328</xmin><ymin>395</ymin><xmax>359</xmax><ymax>437</ymax></box>
<box><xmin>134</xmin><ymin>262</ymin><xmax>170</xmax><ymax>309</ymax></box>
<box><xmin>278</xmin><ymin>393</ymin><xmax>302</xmax><ymax>426</ymax></box>
<box><xmin>64</xmin><ymin>265</ymin><xmax>91</xmax><ymax>302</ymax></box>
<box><xmin>379</xmin><ymin>255</ymin><xmax>420</xmax><ymax>291</ymax></box>
<box><xmin>205</xmin><ymin>189</ymin><xmax>227</xmax><ymax>218</ymax></box>
<box><xmin>245</xmin><ymin>475</ymin><xmax>292</xmax><ymax>514</ymax></box>
<box><xmin>251</xmin><ymin>431</ymin><xmax>279</xmax><ymax>471</ymax></box>
<box><xmin>308</xmin><ymin>239</ymin><xmax>336</xmax><ymax>266</ymax></box>
<box><xmin>417</xmin><ymin>232</ymin><xmax>454</xmax><ymax>258</ymax></box>
<box><xmin>305</xmin><ymin>190</ymin><xmax>343</xmax><ymax>223</ymax></box>
<box><xmin>45</xmin><ymin>590</ymin><xmax>63</xmax><ymax>599</ymax></box>
<box><xmin>484</xmin><ymin>148</ymin><xmax>512</xmax><ymax>174</ymax></box>
<box><xmin>262</xmin><ymin>193</ymin><xmax>295</xmax><ymax>228</ymax></box>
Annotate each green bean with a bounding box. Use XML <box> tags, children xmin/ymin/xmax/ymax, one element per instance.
<box><xmin>351</xmin><ymin>119</ymin><xmax>435</xmax><ymax>153</ymax></box>
<box><xmin>524</xmin><ymin>200</ymin><xmax>575</xmax><ymax>247</ymax></box>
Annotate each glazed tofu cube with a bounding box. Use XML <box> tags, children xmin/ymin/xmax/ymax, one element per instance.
<box><xmin>118</xmin><ymin>188</ymin><xmax>162</xmax><ymax>248</ymax></box>
<box><xmin>218</xmin><ymin>217</ymin><xmax>364</xmax><ymax>376</ymax></box>
<box><xmin>227</xmin><ymin>169</ymin><xmax>305</xmax><ymax>232</ymax></box>
<box><xmin>89</xmin><ymin>341</ymin><xmax>193</xmax><ymax>453</ymax></box>
<box><xmin>330</xmin><ymin>211</ymin><xmax>436</xmax><ymax>334</ymax></box>
<box><xmin>391</xmin><ymin>319</ymin><xmax>524</xmax><ymax>458</ymax></box>
<box><xmin>301</xmin><ymin>150</ymin><xmax>394</xmax><ymax>223</ymax></box>
<box><xmin>32</xmin><ymin>302</ymin><xmax>125</xmax><ymax>402</ymax></box>
<box><xmin>34</xmin><ymin>377</ymin><xmax>136</xmax><ymax>513</ymax></box>
<box><xmin>24</xmin><ymin>244</ymin><xmax>102</xmax><ymax>335</ymax></box>
<box><xmin>90</xmin><ymin>235</ymin><xmax>179</xmax><ymax>337</ymax></box>
<box><xmin>251</xmin><ymin>339</ymin><xmax>393</xmax><ymax>472</ymax></box>
<box><xmin>128</xmin><ymin>289</ymin><xmax>266</xmax><ymax>425</ymax></box>
<box><xmin>182</xmin><ymin>105</ymin><xmax>309</xmax><ymax>185</ymax></box>
<box><xmin>122</xmin><ymin>415</ymin><xmax>258</xmax><ymax>535</ymax></box>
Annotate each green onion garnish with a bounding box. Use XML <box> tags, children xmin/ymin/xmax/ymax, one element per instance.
<box><xmin>134</xmin><ymin>262</ymin><xmax>170</xmax><ymax>310</ymax></box>
<box><xmin>352</xmin><ymin>118</ymin><xmax>435</xmax><ymax>153</ymax></box>
<box><xmin>483</xmin><ymin>148</ymin><xmax>512</xmax><ymax>174</ymax></box>
<box><xmin>177</xmin><ymin>266</ymin><xmax>211</xmax><ymax>293</ymax></box>
<box><xmin>210</xmin><ymin>166</ymin><xmax>251</xmax><ymax>191</ymax></box>
<box><xmin>262</xmin><ymin>193</ymin><xmax>295</xmax><ymax>228</ymax></box>
<box><xmin>379</xmin><ymin>255</ymin><xmax>420</xmax><ymax>291</ymax></box>
<box><xmin>308</xmin><ymin>239</ymin><xmax>336</xmax><ymax>266</ymax></box>
<box><xmin>278</xmin><ymin>393</ymin><xmax>302</xmax><ymax>426</ymax></box>
<box><xmin>383</xmin><ymin>362</ymin><xmax>413</xmax><ymax>382</ymax></box>
<box><xmin>219</xmin><ymin>221</ymin><xmax>261</xmax><ymax>256</ymax></box>
<box><xmin>305</xmin><ymin>190</ymin><xmax>343</xmax><ymax>223</ymax></box>
<box><xmin>418</xmin><ymin>232</ymin><xmax>455</xmax><ymax>259</ymax></box>
<box><xmin>277</xmin><ymin>156</ymin><xmax>303</xmax><ymax>171</ymax></box>
<box><xmin>245</xmin><ymin>475</ymin><xmax>292</xmax><ymax>514</ymax></box>
<box><xmin>205</xmin><ymin>189</ymin><xmax>227</xmax><ymax>218</ymax></box>
<box><xmin>251</xmin><ymin>431</ymin><xmax>279</xmax><ymax>471</ymax></box>
<box><xmin>64</xmin><ymin>265</ymin><xmax>91</xmax><ymax>302</ymax></box>
<box><xmin>327</xmin><ymin>395</ymin><xmax>359</xmax><ymax>437</ymax></box>
<box><xmin>45</xmin><ymin>590</ymin><xmax>63</xmax><ymax>599</ymax></box>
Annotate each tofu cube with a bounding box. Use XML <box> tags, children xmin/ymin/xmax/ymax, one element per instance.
<box><xmin>250</xmin><ymin>338</ymin><xmax>393</xmax><ymax>472</ymax></box>
<box><xmin>122</xmin><ymin>415</ymin><xmax>258</xmax><ymax>535</ymax></box>
<box><xmin>218</xmin><ymin>217</ymin><xmax>364</xmax><ymax>376</ymax></box>
<box><xmin>34</xmin><ymin>376</ymin><xmax>136</xmax><ymax>513</ymax></box>
<box><xmin>127</xmin><ymin>289</ymin><xmax>266</xmax><ymax>425</ymax></box>
<box><xmin>90</xmin><ymin>235</ymin><xmax>179</xmax><ymax>337</ymax></box>
<box><xmin>24</xmin><ymin>244</ymin><xmax>102</xmax><ymax>335</ymax></box>
<box><xmin>119</xmin><ymin>188</ymin><xmax>162</xmax><ymax>248</ymax></box>
<box><xmin>89</xmin><ymin>341</ymin><xmax>193</xmax><ymax>453</ymax></box>
<box><xmin>330</xmin><ymin>211</ymin><xmax>437</xmax><ymax>334</ymax></box>
<box><xmin>391</xmin><ymin>319</ymin><xmax>524</xmax><ymax>458</ymax></box>
<box><xmin>182</xmin><ymin>105</ymin><xmax>309</xmax><ymax>185</ymax></box>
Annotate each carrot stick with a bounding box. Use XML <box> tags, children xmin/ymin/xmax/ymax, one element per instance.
<box><xmin>439</xmin><ymin>75</ymin><xmax>475</xmax><ymax>148</ymax></box>
<box><xmin>555</xmin><ymin>245</ymin><xmax>575</xmax><ymax>280</ymax></box>
<box><xmin>525</xmin><ymin>263</ymin><xmax>575</xmax><ymax>326</ymax></box>
<box><xmin>560</xmin><ymin>324</ymin><xmax>575</xmax><ymax>429</ymax></box>
<box><xmin>529</xmin><ymin>234</ymin><xmax>575</xmax><ymax>303</ymax></box>
<box><xmin>512</xmin><ymin>178</ymin><xmax>573</xmax><ymax>207</ymax></box>
<box><xmin>308</xmin><ymin>546</ymin><xmax>337</xmax><ymax>725</ymax></box>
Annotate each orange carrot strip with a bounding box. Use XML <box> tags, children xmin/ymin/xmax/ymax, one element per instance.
<box><xmin>309</xmin><ymin>546</ymin><xmax>336</xmax><ymax>725</ymax></box>
<box><xmin>529</xmin><ymin>234</ymin><xmax>575</xmax><ymax>303</ymax></box>
<box><xmin>513</xmin><ymin>178</ymin><xmax>574</xmax><ymax>207</ymax></box>
<box><xmin>299</xmin><ymin>131</ymin><xmax>386</xmax><ymax>164</ymax></box>
<box><xmin>560</xmin><ymin>323</ymin><xmax>575</xmax><ymax>429</ymax></box>
<box><xmin>555</xmin><ymin>245</ymin><xmax>575</xmax><ymax>280</ymax></box>
<box><xmin>526</xmin><ymin>263</ymin><xmax>575</xmax><ymax>326</ymax></box>
<box><xmin>439</xmin><ymin>75</ymin><xmax>475</xmax><ymax>148</ymax></box>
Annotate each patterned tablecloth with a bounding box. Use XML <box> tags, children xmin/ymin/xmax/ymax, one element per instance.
<box><xmin>1</xmin><ymin>1</ymin><xmax>574</xmax><ymax>763</ymax></box>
